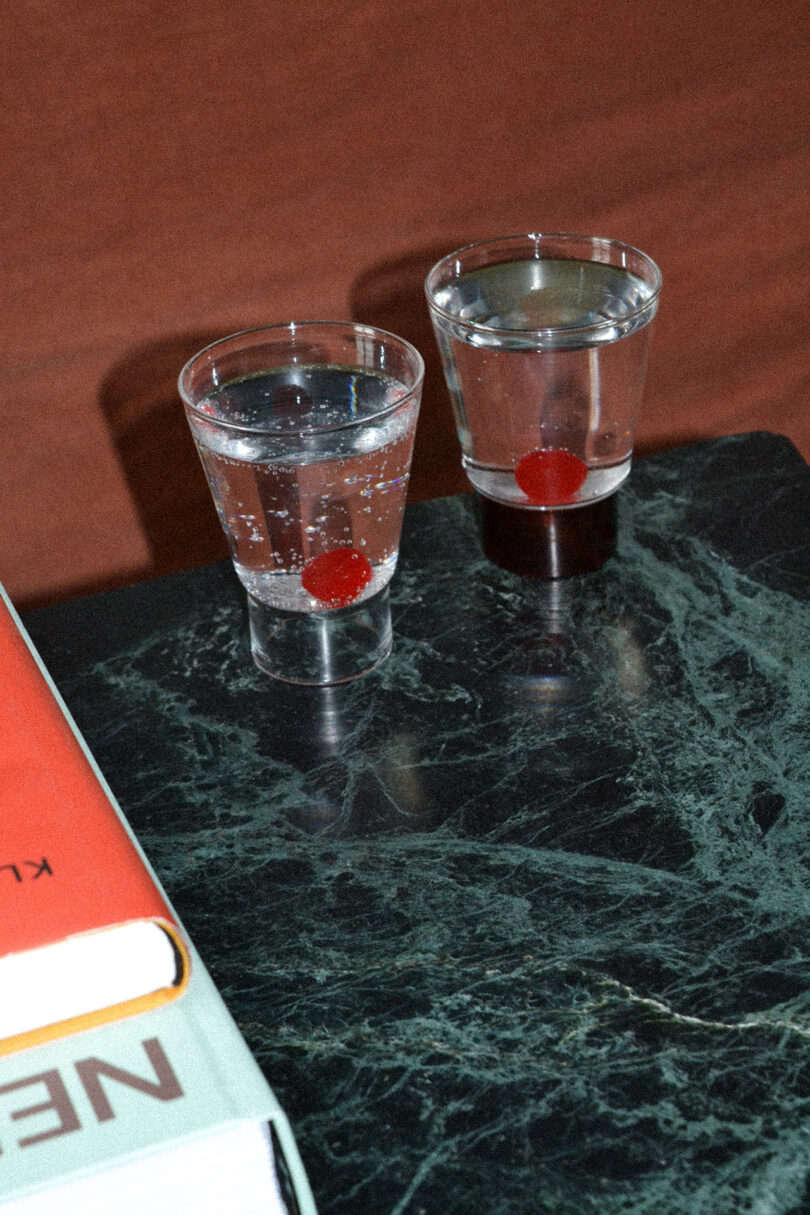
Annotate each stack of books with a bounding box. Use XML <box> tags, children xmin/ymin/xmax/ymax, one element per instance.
<box><xmin>0</xmin><ymin>586</ymin><xmax>317</xmax><ymax>1214</ymax></box>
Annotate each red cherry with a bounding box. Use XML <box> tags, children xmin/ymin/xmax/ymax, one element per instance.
<box><xmin>514</xmin><ymin>448</ymin><xmax>588</xmax><ymax>505</ymax></box>
<box><xmin>301</xmin><ymin>547</ymin><xmax>373</xmax><ymax>608</ymax></box>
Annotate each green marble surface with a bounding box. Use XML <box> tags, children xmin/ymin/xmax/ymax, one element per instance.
<box><xmin>25</xmin><ymin>434</ymin><xmax>810</xmax><ymax>1214</ymax></box>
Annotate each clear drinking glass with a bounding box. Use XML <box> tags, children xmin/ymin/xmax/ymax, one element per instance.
<box><xmin>178</xmin><ymin>322</ymin><xmax>424</xmax><ymax>684</ymax></box>
<box><xmin>425</xmin><ymin>233</ymin><xmax>661</xmax><ymax>576</ymax></box>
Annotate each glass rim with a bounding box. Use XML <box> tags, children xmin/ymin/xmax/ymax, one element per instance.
<box><xmin>424</xmin><ymin>231</ymin><xmax>662</xmax><ymax>339</ymax></box>
<box><xmin>178</xmin><ymin>319</ymin><xmax>425</xmax><ymax>436</ymax></box>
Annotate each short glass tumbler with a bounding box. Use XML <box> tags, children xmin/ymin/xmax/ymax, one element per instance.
<box><xmin>425</xmin><ymin>233</ymin><xmax>661</xmax><ymax>576</ymax></box>
<box><xmin>179</xmin><ymin>322</ymin><xmax>424</xmax><ymax>684</ymax></box>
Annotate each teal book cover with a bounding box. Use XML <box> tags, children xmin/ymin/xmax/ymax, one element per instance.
<box><xmin>0</xmin><ymin>585</ymin><xmax>317</xmax><ymax>1214</ymax></box>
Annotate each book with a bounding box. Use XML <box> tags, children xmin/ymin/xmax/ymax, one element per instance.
<box><xmin>0</xmin><ymin>585</ymin><xmax>317</xmax><ymax>1214</ymax></box>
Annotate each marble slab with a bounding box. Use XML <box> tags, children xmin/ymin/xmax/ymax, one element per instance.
<box><xmin>25</xmin><ymin>433</ymin><xmax>810</xmax><ymax>1214</ymax></box>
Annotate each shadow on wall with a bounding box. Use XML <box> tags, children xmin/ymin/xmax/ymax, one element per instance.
<box><xmin>350</xmin><ymin>244</ymin><xmax>471</xmax><ymax>502</ymax></box>
<box><xmin>98</xmin><ymin>333</ymin><xmax>229</xmax><ymax>585</ymax></box>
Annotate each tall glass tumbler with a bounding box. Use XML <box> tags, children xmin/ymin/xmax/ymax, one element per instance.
<box><xmin>425</xmin><ymin>233</ymin><xmax>661</xmax><ymax>577</ymax></box>
<box><xmin>179</xmin><ymin>322</ymin><xmax>424</xmax><ymax>684</ymax></box>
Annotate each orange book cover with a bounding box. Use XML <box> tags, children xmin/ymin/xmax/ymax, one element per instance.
<box><xmin>0</xmin><ymin>591</ymin><xmax>189</xmax><ymax>1055</ymax></box>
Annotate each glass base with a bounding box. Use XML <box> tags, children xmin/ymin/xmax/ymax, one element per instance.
<box><xmin>247</xmin><ymin>586</ymin><xmax>393</xmax><ymax>685</ymax></box>
<box><xmin>479</xmin><ymin>492</ymin><xmax>618</xmax><ymax>578</ymax></box>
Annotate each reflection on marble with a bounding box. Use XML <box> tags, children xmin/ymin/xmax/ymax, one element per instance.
<box><xmin>26</xmin><ymin>435</ymin><xmax>810</xmax><ymax>1214</ymax></box>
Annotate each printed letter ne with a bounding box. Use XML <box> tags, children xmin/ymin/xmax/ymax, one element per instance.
<box><xmin>75</xmin><ymin>1038</ymin><xmax>184</xmax><ymax>1123</ymax></box>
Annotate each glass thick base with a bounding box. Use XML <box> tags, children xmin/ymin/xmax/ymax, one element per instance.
<box><xmin>247</xmin><ymin>586</ymin><xmax>393</xmax><ymax>685</ymax></box>
<box><xmin>479</xmin><ymin>492</ymin><xmax>618</xmax><ymax>578</ymax></box>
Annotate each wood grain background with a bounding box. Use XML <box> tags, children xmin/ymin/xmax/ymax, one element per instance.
<box><xmin>3</xmin><ymin>0</ymin><xmax>808</xmax><ymax>607</ymax></box>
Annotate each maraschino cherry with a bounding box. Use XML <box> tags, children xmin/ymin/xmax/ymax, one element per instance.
<box><xmin>301</xmin><ymin>547</ymin><xmax>373</xmax><ymax>608</ymax></box>
<box><xmin>515</xmin><ymin>448</ymin><xmax>588</xmax><ymax>505</ymax></box>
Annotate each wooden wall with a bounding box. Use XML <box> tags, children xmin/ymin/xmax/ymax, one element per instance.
<box><xmin>4</xmin><ymin>0</ymin><xmax>809</xmax><ymax>607</ymax></box>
